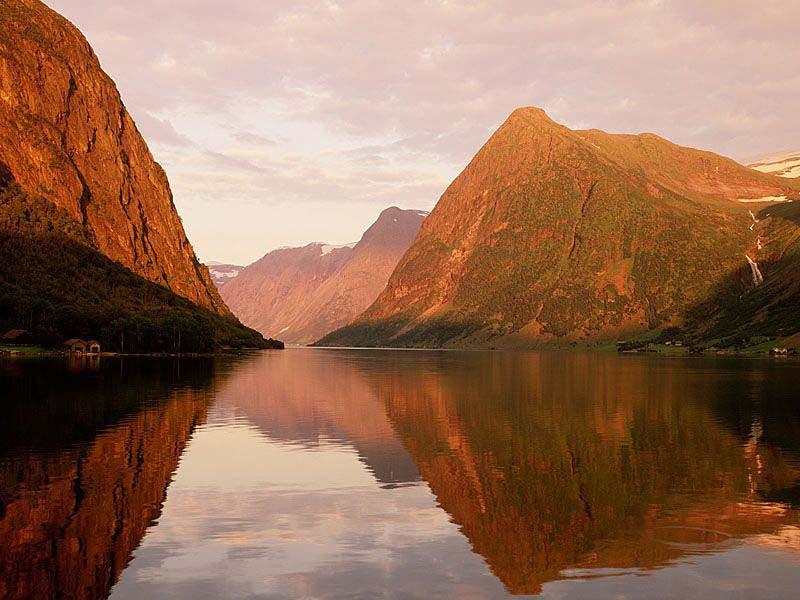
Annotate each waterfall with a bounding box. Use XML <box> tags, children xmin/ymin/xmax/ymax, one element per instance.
<box><xmin>745</xmin><ymin>255</ymin><xmax>764</xmax><ymax>286</ymax></box>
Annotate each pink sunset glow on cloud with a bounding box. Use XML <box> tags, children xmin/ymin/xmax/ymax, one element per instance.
<box><xmin>46</xmin><ymin>0</ymin><xmax>800</xmax><ymax>264</ymax></box>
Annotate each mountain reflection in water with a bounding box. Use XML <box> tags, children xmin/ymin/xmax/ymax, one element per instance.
<box><xmin>0</xmin><ymin>358</ymin><xmax>222</xmax><ymax>600</ymax></box>
<box><xmin>1</xmin><ymin>350</ymin><xmax>799</xmax><ymax>599</ymax></box>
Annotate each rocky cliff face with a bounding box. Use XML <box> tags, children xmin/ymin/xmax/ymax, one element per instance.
<box><xmin>221</xmin><ymin>207</ymin><xmax>425</xmax><ymax>344</ymax></box>
<box><xmin>0</xmin><ymin>0</ymin><xmax>227</xmax><ymax>313</ymax></box>
<box><xmin>320</xmin><ymin>108</ymin><xmax>800</xmax><ymax>348</ymax></box>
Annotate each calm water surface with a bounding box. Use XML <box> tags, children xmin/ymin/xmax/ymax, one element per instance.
<box><xmin>1</xmin><ymin>349</ymin><xmax>799</xmax><ymax>599</ymax></box>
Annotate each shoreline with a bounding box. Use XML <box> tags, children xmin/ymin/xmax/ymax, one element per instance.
<box><xmin>0</xmin><ymin>347</ymin><xmax>279</xmax><ymax>359</ymax></box>
<box><xmin>3</xmin><ymin>343</ymin><xmax>797</xmax><ymax>360</ymax></box>
<box><xmin>304</xmin><ymin>343</ymin><xmax>800</xmax><ymax>359</ymax></box>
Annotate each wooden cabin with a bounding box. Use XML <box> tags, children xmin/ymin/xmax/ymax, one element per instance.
<box><xmin>87</xmin><ymin>340</ymin><xmax>101</xmax><ymax>354</ymax></box>
<box><xmin>1</xmin><ymin>329</ymin><xmax>35</xmax><ymax>346</ymax></box>
<box><xmin>64</xmin><ymin>338</ymin><xmax>87</xmax><ymax>354</ymax></box>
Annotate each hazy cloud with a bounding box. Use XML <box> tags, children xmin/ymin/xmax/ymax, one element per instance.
<box><xmin>134</xmin><ymin>112</ymin><xmax>194</xmax><ymax>147</ymax></box>
<box><xmin>232</xmin><ymin>131</ymin><xmax>279</xmax><ymax>146</ymax></box>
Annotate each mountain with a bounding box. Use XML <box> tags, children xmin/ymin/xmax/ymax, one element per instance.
<box><xmin>207</xmin><ymin>262</ymin><xmax>244</xmax><ymax>288</ymax></box>
<box><xmin>0</xmin><ymin>181</ymin><xmax>279</xmax><ymax>351</ymax></box>
<box><xmin>747</xmin><ymin>151</ymin><xmax>800</xmax><ymax>179</ymax></box>
<box><xmin>0</xmin><ymin>0</ymin><xmax>278</xmax><ymax>350</ymax></box>
<box><xmin>222</xmin><ymin>207</ymin><xmax>426</xmax><ymax>344</ymax></box>
<box><xmin>319</xmin><ymin>108</ymin><xmax>800</xmax><ymax>349</ymax></box>
<box><xmin>0</xmin><ymin>0</ymin><xmax>225</xmax><ymax>313</ymax></box>
<box><xmin>220</xmin><ymin>242</ymin><xmax>355</xmax><ymax>344</ymax></box>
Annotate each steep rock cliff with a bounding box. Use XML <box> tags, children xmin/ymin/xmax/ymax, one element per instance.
<box><xmin>0</xmin><ymin>0</ymin><xmax>226</xmax><ymax>312</ymax></box>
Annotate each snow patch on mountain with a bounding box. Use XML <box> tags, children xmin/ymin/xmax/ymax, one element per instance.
<box><xmin>737</xmin><ymin>195</ymin><xmax>789</xmax><ymax>203</ymax></box>
<box><xmin>747</xmin><ymin>151</ymin><xmax>800</xmax><ymax>178</ymax></box>
<box><xmin>320</xmin><ymin>242</ymin><xmax>356</xmax><ymax>256</ymax></box>
<box><xmin>210</xmin><ymin>268</ymin><xmax>240</xmax><ymax>280</ymax></box>
<box><xmin>206</xmin><ymin>262</ymin><xmax>244</xmax><ymax>288</ymax></box>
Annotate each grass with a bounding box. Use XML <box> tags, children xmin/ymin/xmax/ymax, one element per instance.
<box><xmin>592</xmin><ymin>342</ymin><xmax>620</xmax><ymax>353</ymax></box>
<box><xmin>0</xmin><ymin>345</ymin><xmax>47</xmax><ymax>354</ymax></box>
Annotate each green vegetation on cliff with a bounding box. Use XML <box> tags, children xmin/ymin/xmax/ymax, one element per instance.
<box><xmin>319</xmin><ymin>108</ymin><xmax>800</xmax><ymax>350</ymax></box>
<box><xmin>0</xmin><ymin>232</ymin><xmax>282</xmax><ymax>352</ymax></box>
<box><xmin>0</xmin><ymin>182</ymin><xmax>282</xmax><ymax>352</ymax></box>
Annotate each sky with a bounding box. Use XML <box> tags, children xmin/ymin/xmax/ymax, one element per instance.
<box><xmin>48</xmin><ymin>0</ymin><xmax>800</xmax><ymax>265</ymax></box>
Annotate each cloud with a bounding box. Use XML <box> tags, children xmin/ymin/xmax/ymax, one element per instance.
<box><xmin>134</xmin><ymin>112</ymin><xmax>194</xmax><ymax>147</ymax></box>
<box><xmin>48</xmin><ymin>0</ymin><xmax>800</xmax><ymax>262</ymax></box>
<box><xmin>202</xmin><ymin>150</ymin><xmax>266</xmax><ymax>173</ymax></box>
<box><xmin>232</xmin><ymin>131</ymin><xmax>278</xmax><ymax>146</ymax></box>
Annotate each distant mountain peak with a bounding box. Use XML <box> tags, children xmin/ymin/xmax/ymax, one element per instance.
<box><xmin>220</xmin><ymin>207</ymin><xmax>426</xmax><ymax>344</ymax></box>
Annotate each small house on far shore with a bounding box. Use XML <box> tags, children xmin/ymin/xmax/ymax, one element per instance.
<box><xmin>87</xmin><ymin>340</ymin><xmax>101</xmax><ymax>354</ymax></box>
<box><xmin>64</xmin><ymin>338</ymin><xmax>87</xmax><ymax>354</ymax></box>
<box><xmin>1</xmin><ymin>329</ymin><xmax>35</xmax><ymax>346</ymax></box>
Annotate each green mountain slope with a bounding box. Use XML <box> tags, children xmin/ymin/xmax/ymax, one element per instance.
<box><xmin>319</xmin><ymin>108</ymin><xmax>800</xmax><ymax>349</ymax></box>
<box><xmin>0</xmin><ymin>180</ymin><xmax>281</xmax><ymax>352</ymax></box>
<box><xmin>686</xmin><ymin>201</ymin><xmax>800</xmax><ymax>346</ymax></box>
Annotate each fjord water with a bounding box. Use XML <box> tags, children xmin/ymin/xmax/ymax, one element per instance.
<box><xmin>1</xmin><ymin>351</ymin><xmax>799</xmax><ymax>599</ymax></box>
